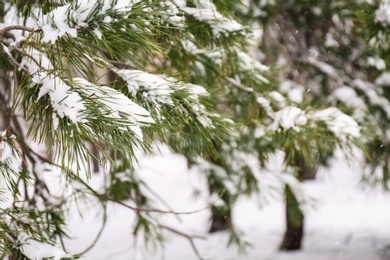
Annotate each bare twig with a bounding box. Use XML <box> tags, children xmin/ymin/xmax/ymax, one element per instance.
<box><xmin>141</xmin><ymin>182</ymin><xmax>182</xmax><ymax>222</ymax></box>
<box><xmin>59</xmin><ymin>234</ymin><xmax>69</xmax><ymax>254</ymax></box>
<box><xmin>76</xmin><ymin>203</ymin><xmax>108</xmax><ymax>255</ymax></box>
<box><xmin>15</xmin><ymin>140</ymin><xmax>211</xmax><ymax>215</ymax></box>
<box><xmin>0</xmin><ymin>73</ymin><xmax>12</xmax><ymax>129</ymax></box>
<box><xmin>159</xmin><ymin>224</ymin><xmax>206</xmax><ymax>260</ymax></box>
<box><xmin>0</xmin><ymin>44</ymin><xmax>23</xmax><ymax>69</ymax></box>
<box><xmin>223</xmin><ymin>77</ymin><xmax>254</xmax><ymax>93</ymax></box>
<box><xmin>0</xmin><ymin>25</ymin><xmax>33</xmax><ymax>59</ymax></box>
<box><xmin>0</xmin><ymin>25</ymin><xmax>34</xmax><ymax>36</ymax></box>
<box><xmin>103</xmin><ymin>192</ymin><xmax>209</xmax><ymax>215</ymax></box>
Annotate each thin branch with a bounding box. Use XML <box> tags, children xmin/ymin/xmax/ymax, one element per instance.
<box><xmin>0</xmin><ymin>76</ymin><xmax>12</xmax><ymax>129</ymax></box>
<box><xmin>0</xmin><ymin>25</ymin><xmax>34</xmax><ymax>70</ymax></box>
<box><xmin>10</xmin><ymin>116</ymin><xmax>211</xmax><ymax>260</ymax></box>
<box><xmin>223</xmin><ymin>77</ymin><xmax>254</xmax><ymax>93</ymax></box>
<box><xmin>16</xmin><ymin>48</ymin><xmax>41</xmax><ymax>68</ymax></box>
<box><xmin>0</xmin><ymin>25</ymin><xmax>34</xmax><ymax>36</ymax></box>
<box><xmin>103</xmin><ymin>190</ymin><xmax>209</xmax><ymax>215</ymax></box>
<box><xmin>15</xmin><ymin>140</ymin><xmax>211</xmax><ymax>215</ymax></box>
<box><xmin>141</xmin><ymin>182</ymin><xmax>182</xmax><ymax>222</ymax></box>
<box><xmin>158</xmin><ymin>224</ymin><xmax>206</xmax><ymax>260</ymax></box>
<box><xmin>305</xmin><ymin>56</ymin><xmax>341</xmax><ymax>81</ymax></box>
<box><xmin>59</xmin><ymin>234</ymin><xmax>69</xmax><ymax>254</ymax></box>
<box><xmin>0</xmin><ymin>44</ymin><xmax>24</xmax><ymax>69</ymax></box>
<box><xmin>76</xmin><ymin>203</ymin><xmax>108</xmax><ymax>256</ymax></box>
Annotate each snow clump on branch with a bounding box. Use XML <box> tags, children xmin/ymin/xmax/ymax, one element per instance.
<box><xmin>269</xmin><ymin>106</ymin><xmax>360</xmax><ymax>140</ymax></box>
<box><xmin>38</xmin><ymin>0</ymin><xmax>136</xmax><ymax>43</ymax></box>
<box><xmin>269</xmin><ymin>106</ymin><xmax>307</xmax><ymax>132</ymax></box>
<box><xmin>375</xmin><ymin>0</ymin><xmax>390</xmax><ymax>27</ymax></box>
<box><xmin>310</xmin><ymin>107</ymin><xmax>361</xmax><ymax>140</ymax></box>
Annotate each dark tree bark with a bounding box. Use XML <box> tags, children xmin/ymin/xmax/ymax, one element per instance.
<box><xmin>280</xmin><ymin>156</ymin><xmax>316</xmax><ymax>251</ymax></box>
<box><xmin>209</xmin><ymin>205</ymin><xmax>231</xmax><ymax>233</ymax></box>
<box><xmin>280</xmin><ymin>185</ymin><xmax>304</xmax><ymax>250</ymax></box>
<box><xmin>207</xmin><ymin>140</ymin><xmax>233</xmax><ymax>233</ymax></box>
<box><xmin>209</xmin><ymin>190</ymin><xmax>232</xmax><ymax>233</ymax></box>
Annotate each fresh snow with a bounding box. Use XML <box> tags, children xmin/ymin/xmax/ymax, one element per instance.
<box><xmin>270</xmin><ymin>106</ymin><xmax>307</xmax><ymax>132</ymax></box>
<box><xmin>331</xmin><ymin>86</ymin><xmax>367</xmax><ymax>120</ymax></box>
<box><xmin>35</xmin><ymin>76</ymin><xmax>86</xmax><ymax>128</ymax></box>
<box><xmin>111</xmin><ymin>67</ymin><xmax>216</xmax><ymax>128</ymax></box>
<box><xmin>375</xmin><ymin>0</ymin><xmax>390</xmax><ymax>27</ymax></box>
<box><xmin>280</xmin><ymin>81</ymin><xmax>305</xmax><ymax>104</ymax></box>
<box><xmin>74</xmin><ymin>78</ymin><xmax>154</xmax><ymax>139</ymax></box>
<box><xmin>115</xmin><ymin>69</ymin><xmax>175</xmax><ymax>105</ymax></box>
<box><xmin>178</xmin><ymin>1</ymin><xmax>244</xmax><ymax>37</ymax></box>
<box><xmin>0</xmin><ymin>131</ymin><xmax>21</xmax><ymax>174</ymax></box>
<box><xmin>269</xmin><ymin>91</ymin><xmax>286</xmax><ymax>107</ymax></box>
<box><xmin>20</xmin><ymin>237</ymin><xmax>69</xmax><ymax>260</ymax></box>
<box><xmin>310</xmin><ymin>107</ymin><xmax>361</xmax><ymax>139</ymax></box>
<box><xmin>353</xmin><ymin>79</ymin><xmax>390</xmax><ymax>119</ymax></box>
<box><xmin>367</xmin><ymin>56</ymin><xmax>386</xmax><ymax>71</ymax></box>
<box><xmin>63</xmin><ymin>147</ymin><xmax>390</xmax><ymax>260</ymax></box>
<box><xmin>376</xmin><ymin>72</ymin><xmax>390</xmax><ymax>86</ymax></box>
<box><xmin>20</xmin><ymin>50</ymin><xmax>86</xmax><ymax>128</ymax></box>
<box><xmin>38</xmin><ymin>0</ymin><xmax>135</xmax><ymax>43</ymax></box>
<box><xmin>332</xmin><ymin>86</ymin><xmax>366</xmax><ymax>109</ymax></box>
<box><xmin>237</xmin><ymin>51</ymin><xmax>269</xmax><ymax>73</ymax></box>
<box><xmin>40</xmin><ymin>4</ymin><xmax>78</xmax><ymax>44</ymax></box>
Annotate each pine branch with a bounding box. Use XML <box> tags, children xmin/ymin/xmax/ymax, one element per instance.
<box><xmin>14</xmin><ymin>138</ymin><xmax>211</xmax><ymax>215</ymax></box>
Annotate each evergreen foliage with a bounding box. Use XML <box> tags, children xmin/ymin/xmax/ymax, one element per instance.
<box><xmin>237</xmin><ymin>0</ymin><xmax>390</xmax><ymax>250</ymax></box>
<box><xmin>0</xmin><ymin>0</ymin><xmax>380</xmax><ymax>259</ymax></box>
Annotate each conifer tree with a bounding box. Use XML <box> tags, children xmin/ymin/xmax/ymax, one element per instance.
<box><xmin>0</xmin><ymin>0</ymin><xmax>362</xmax><ymax>259</ymax></box>
<box><xmin>238</xmin><ymin>0</ymin><xmax>390</xmax><ymax>250</ymax></box>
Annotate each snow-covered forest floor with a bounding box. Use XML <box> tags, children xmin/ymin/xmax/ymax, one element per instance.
<box><xmin>60</xmin><ymin>146</ymin><xmax>390</xmax><ymax>260</ymax></box>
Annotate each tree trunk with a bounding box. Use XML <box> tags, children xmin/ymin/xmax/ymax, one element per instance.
<box><xmin>209</xmin><ymin>187</ymin><xmax>232</xmax><ymax>233</ymax></box>
<box><xmin>280</xmin><ymin>185</ymin><xmax>304</xmax><ymax>250</ymax></box>
<box><xmin>280</xmin><ymin>156</ymin><xmax>316</xmax><ymax>250</ymax></box>
<box><xmin>207</xmin><ymin>141</ymin><xmax>233</xmax><ymax>233</ymax></box>
<box><xmin>209</xmin><ymin>204</ymin><xmax>231</xmax><ymax>233</ymax></box>
<box><xmin>297</xmin><ymin>156</ymin><xmax>316</xmax><ymax>181</ymax></box>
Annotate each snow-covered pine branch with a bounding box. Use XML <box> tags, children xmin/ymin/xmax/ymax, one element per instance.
<box><xmin>0</xmin><ymin>0</ymin><xmax>372</xmax><ymax>258</ymax></box>
<box><xmin>0</xmin><ymin>0</ymin><xmax>269</xmax><ymax>258</ymax></box>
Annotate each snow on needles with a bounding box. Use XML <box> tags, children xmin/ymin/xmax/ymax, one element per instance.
<box><xmin>174</xmin><ymin>0</ymin><xmax>245</xmax><ymax>37</ymax></box>
<box><xmin>375</xmin><ymin>0</ymin><xmax>390</xmax><ymax>27</ymax></box>
<box><xmin>21</xmin><ymin>49</ymin><xmax>154</xmax><ymax>138</ymax></box>
<box><xmin>20</xmin><ymin>237</ymin><xmax>70</xmax><ymax>260</ymax></box>
<box><xmin>270</xmin><ymin>106</ymin><xmax>307</xmax><ymax>132</ymax></box>
<box><xmin>269</xmin><ymin>106</ymin><xmax>360</xmax><ymax>140</ymax></box>
<box><xmin>36</xmin><ymin>0</ymin><xmax>247</xmax><ymax>43</ymax></box>
<box><xmin>20</xmin><ymin>50</ymin><xmax>86</xmax><ymax>129</ymax></box>
<box><xmin>38</xmin><ymin>0</ymin><xmax>137</xmax><ymax>43</ymax></box>
<box><xmin>40</xmin><ymin>4</ymin><xmax>78</xmax><ymax>43</ymax></box>
<box><xmin>112</xmin><ymin>67</ymin><xmax>218</xmax><ymax>128</ymax></box>
<box><xmin>376</xmin><ymin>72</ymin><xmax>390</xmax><ymax>86</ymax></box>
<box><xmin>331</xmin><ymin>86</ymin><xmax>367</xmax><ymax>119</ymax></box>
<box><xmin>0</xmin><ymin>131</ymin><xmax>20</xmax><ymax>174</ymax></box>
<box><xmin>310</xmin><ymin>107</ymin><xmax>361</xmax><ymax>139</ymax></box>
<box><xmin>36</xmin><ymin>77</ymin><xmax>86</xmax><ymax>127</ymax></box>
<box><xmin>115</xmin><ymin>69</ymin><xmax>175</xmax><ymax>105</ymax></box>
<box><xmin>73</xmin><ymin>78</ymin><xmax>154</xmax><ymax>140</ymax></box>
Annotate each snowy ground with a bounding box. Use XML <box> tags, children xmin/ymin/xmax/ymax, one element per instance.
<box><xmin>64</xmin><ymin>147</ymin><xmax>390</xmax><ymax>260</ymax></box>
